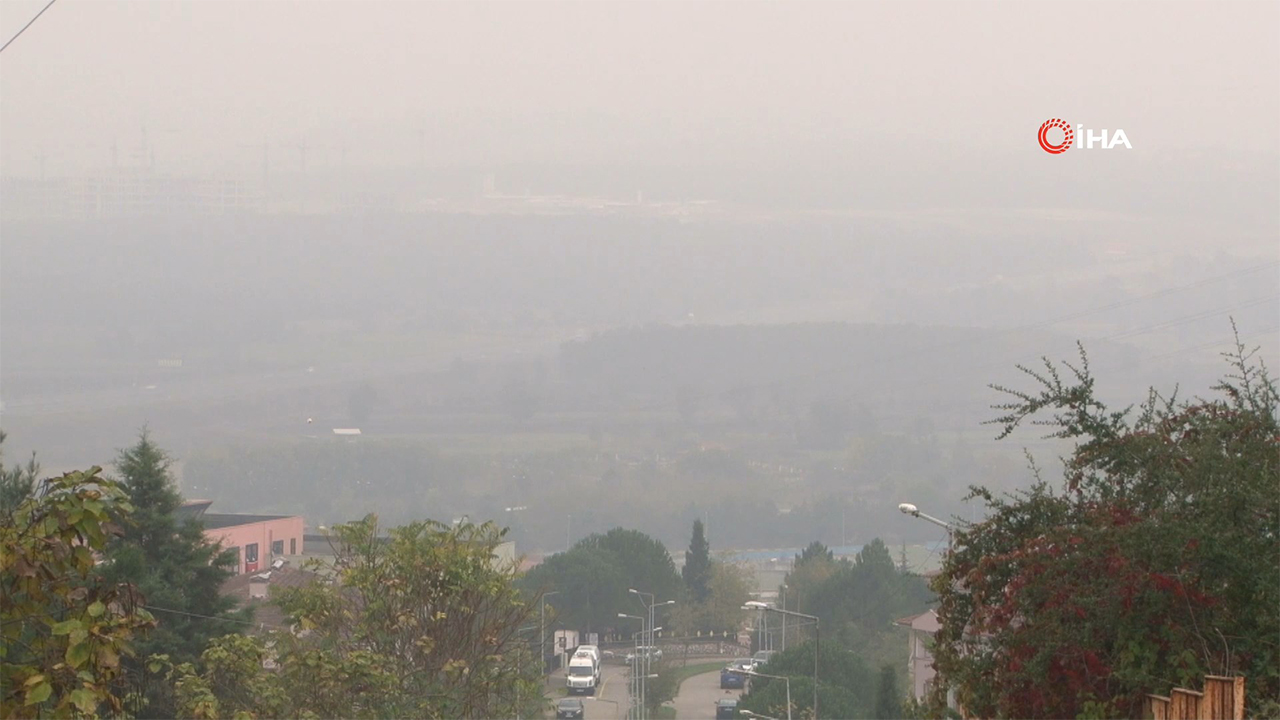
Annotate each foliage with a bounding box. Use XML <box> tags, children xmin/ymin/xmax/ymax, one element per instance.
<box><xmin>172</xmin><ymin>515</ymin><xmax>546</xmax><ymax>719</ymax></box>
<box><xmin>737</xmin><ymin>641</ymin><xmax>876</xmax><ymax>720</ymax></box>
<box><xmin>0</xmin><ymin>466</ymin><xmax>156</xmax><ymax>718</ymax></box>
<box><xmin>523</xmin><ymin>527</ymin><xmax>681</xmax><ymax>633</ymax></box>
<box><xmin>682</xmin><ymin>519</ymin><xmax>713</xmax><ymax>603</ymax></box>
<box><xmin>97</xmin><ymin>432</ymin><xmax>245</xmax><ymax>718</ymax></box>
<box><xmin>646</xmin><ymin>659</ymin><xmax>680</xmax><ymax>714</ymax></box>
<box><xmin>874</xmin><ymin>664</ymin><xmax>901</xmax><ymax>720</ymax></box>
<box><xmin>776</xmin><ymin>537</ymin><xmax>931</xmax><ymax>677</ymax></box>
<box><xmin>672</xmin><ymin>560</ymin><xmax>753</xmax><ymax>636</ymax></box>
<box><xmin>0</xmin><ymin>431</ymin><xmax>39</xmax><ymax>515</ymax></box>
<box><xmin>795</xmin><ymin>541</ymin><xmax>835</xmax><ymax>569</ymax></box>
<box><xmin>158</xmin><ymin>632</ymin><xmax>399</xmax><ymax>719</ymax></box>
<box><xmin>931</xmin><ymin>339</ymin><xmax>1280</xmax><ymax>718</ymax></box>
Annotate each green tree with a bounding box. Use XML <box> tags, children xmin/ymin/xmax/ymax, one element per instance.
<box><xmin>1</xmin><ymin>467</ymin><xmax>156</xmax><ymax>718</ymax></box>
<box><xmin>0</xmin><ymin>431</ymin><xmax>39</xmax><ymax>515</ymax></box>
<box><xmin>645</xmin><ymin>659</ymin><xmax>679</xmax><ymax>715</ymax></box>
<box><xmin>875</xmin><ymin>664</ymin><xmax>901</xmax><ymax>720</ymax></box>
<box><xmin>170</xmin><ymin>516</ymin><xmax>546</xmax><ymax>719</ymax></box>
<box><xmin>931</xmin><ymin>340</ymin><xmax>1280</xmax><ymax>718</ymax></box>
<box><xmin>98</xmin><ymin>432</ymin><xmax>244</xmax><ymax>717</ymax></box>
<box><xmin>521</xmin><ymin>544</ymin><xmax>628</xmax><ymax>632</ymax></box>
<box><xmin>682</xmin><ymin>519</ymin><xmax>713</xmax><ymax>603</ymax></box>
<box><xmin>523</xmin><ymin>528</ymin><xmax>681</xmax><ymax>635</ymax></box>
<box><xmin>737</xmin><ymin>641</ymin><xmax>876</xmax><ymax>720</ymax></box>
<box><xmin>674</xmin><ymin>559</ymin><xmax>753</xmax><ymax>636</ymax></box>
<box><xmin>795</xmin><ymin>540</ymin><xmax>835</xmax><ymax>568</ymax></box>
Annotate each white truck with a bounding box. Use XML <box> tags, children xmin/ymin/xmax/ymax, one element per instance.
<box><xmin>565</xmin><ymin>646</ymin><xmax>601</xmax><ymax>695</ymax></box>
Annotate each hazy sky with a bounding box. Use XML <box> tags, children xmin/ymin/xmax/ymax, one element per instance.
<box><xmin>2</xmin><ymin>0</ymin><xmax>1278</xmax><ymax>180</ymax></box>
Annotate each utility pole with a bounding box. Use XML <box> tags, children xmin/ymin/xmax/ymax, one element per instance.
<box><xmin>781</xmin><ymin>585</ymin><xmax>787</xmax><ymax>651</ymax></box>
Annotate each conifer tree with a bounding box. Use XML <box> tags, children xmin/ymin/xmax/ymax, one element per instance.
<box><xmin>682</xmin><ymin>519</ymin><xmax>713</xmax><ymax>603</ymax></box>
<box><xmin>100</xmin><ymin>431</ymin><xmax>244</xmax><ymax>718</ymax></box>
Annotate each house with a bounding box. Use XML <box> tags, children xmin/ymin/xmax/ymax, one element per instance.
<box><xmin>894</xmin><ymin>609</ymin><xmax>941</xmax><ymax>702</ymax></box>
<box><xmin>181</xmin><ymin>500</ymin><xmax>305</xmax><ymax>574</ymax></box>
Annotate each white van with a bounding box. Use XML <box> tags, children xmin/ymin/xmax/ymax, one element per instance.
<box><xmin>565</xmin><ymin>653</ymin><xmax>599</xmax><ymax>695</ymax></box>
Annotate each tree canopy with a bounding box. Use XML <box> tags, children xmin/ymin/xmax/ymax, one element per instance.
<box><xmin>168</xmin><ymin>515</ymin><xmax>545</xmax><ymax>719</ymax></box>
<box><xmin>737</xmin><ymin>641</ymin><xmax>876</xmax><ymax>720</ymax></box>
<box><xmin>522</xmin><ymin>527</ymin><xmax>681</xmax><ymax>634</ymax></box>
<box><xmin>682</xmin><ymin>519</ymin><xmax>713</xmax><ymax>603</ymax></box>
<box><xmin>931</xmin><ymin>341</ymin><xmax>1280</xmax><ymax>718</ymax></box>
<box><xmin>1</xmin><ymin>466</ymin><xmax>156</xmax><ymax>718</ymax></box>
<box><xmin>98</xmin><ymin>432</ymin><xmax>245</xmax><ymax>718</ymax></box>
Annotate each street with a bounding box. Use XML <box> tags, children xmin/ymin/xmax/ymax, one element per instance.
<box><xmin>671</xmin><ymin>669</ymin><xmax>742</xmax><ymax>720</ymax></box>
<box><xmin>549</xmin><ymin>663</ymin><xmax>631</xmax><ymax>719</ymax></box>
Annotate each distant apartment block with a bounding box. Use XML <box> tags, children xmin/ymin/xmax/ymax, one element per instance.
<box><xmin>180</xmin><ymin>500</ymin><xmax>304</xmax><ymax>575</ymax></box>
<box><xmin>1</xmin><ymin>171</ymin><xmax>261</xmax><ymax>220</ymax></box>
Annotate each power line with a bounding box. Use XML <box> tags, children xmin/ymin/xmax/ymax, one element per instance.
<box><xmin>144</xmin><ymin>604</ymin><xmax>283</xmax><ymax>630</ymax></box>
<box><xmin>0</xmin><ymin>0</ymin><xmax>59</xmax><ymax>55</ymax></box>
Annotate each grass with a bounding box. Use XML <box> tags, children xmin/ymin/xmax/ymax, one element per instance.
<box><xmin>671</xmin><ymin>661</ymin><xmax>727</xmax><ymax>687</ymax></box>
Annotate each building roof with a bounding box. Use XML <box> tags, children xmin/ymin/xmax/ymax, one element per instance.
<box><xmin>220</xmin><ymin>562</ymin><xmax>321</xmax><ymax>632</ymax></box>
<box><xmin>893</xmin><ymin>609</ymin><xmax>941</xmax><ymax>633</ymax></box>
<box><xmin>201</xmin><ymin>512</ymin><xmax>296</xmax><ymax>529</ymax></box>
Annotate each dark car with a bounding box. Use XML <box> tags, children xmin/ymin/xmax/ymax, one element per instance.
<box><xmin>719</xmin><ymin>659</ymin><xmax>752</xmax><ymax>689</ymax></box>
<box><xmin>556</xmin><ymin>698</ymin><xmax>584</xmax><ymax>719</ymax></box>
<box><xmin>715</xmin><ymin>698</ymin><xmax>739</xmax><ymax>719</ymax></box>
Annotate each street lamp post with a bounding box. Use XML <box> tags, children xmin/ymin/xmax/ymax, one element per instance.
<box><xmin>780</xmin><ymin>584</ymin><xmax>787</xmax><ymax>652</ymax></box>
<box><xmin>629</xmin><ymin>589</ymin><xmax>675</xmax><ymax>720</ymax></box>
<box><xmin>743</xmin><ymin>601</ymin><xmax>819</xmax><ymax>719</ymax></box>
<box><xmin>541</xmin><ymin>591</ymin><xmax>560</xmax><ymax>674</ymax></box>
<box><xmin>619</xmin><ymin>613</ymin><xmax>644</xmax><ymax>720</ymax></box>
<box><xmin>743</xmin><ymin>669</ymin><xmax>792</xmax><ymax>720</ymax></box>
<box><xmin>897</xmin><ymin>502</ymin><xmax>954</xmax><ymax>549</ymax></box>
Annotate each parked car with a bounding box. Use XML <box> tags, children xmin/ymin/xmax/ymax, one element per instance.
<box><xmin>556</xmin><ymin>698</ymin><xmax>585</xmax><ymax>719</ymax></box>
<box><xmin>752</xmin><ymin>650</ymin><xmax>775</xmax><ymax>667</ymax></box>
<box><xmin>715</xmin><ymin>698</ymin><xmax>739</xmax><ymax>719</ymax></box>
<box><xmin>625</xmin><ymin>646</ymin><xmax>663</xmax><ymax>663</ymax></box>
<box><xmin>720</xmin><ymin>659</ymin><xmax>753</xmax><ymax>689</ymax></box>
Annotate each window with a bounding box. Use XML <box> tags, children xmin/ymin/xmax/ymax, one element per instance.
<box><xmin>290</xmin><ymin>538</ymin><xmax>296</xmax><ymax>555</ymax></box>
<box><xmin>272</xmin><ymin>539</ymin><xmax>284</xmax><ymax>556</ymax></box>
<box><xmin>245</xmin><ymin>543</ymin><xmax>259</xmax><ymax>564</ymax></box>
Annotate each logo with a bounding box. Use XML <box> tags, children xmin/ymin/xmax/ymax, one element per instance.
<box><xmin>1038</xmin><ymin>118</ymin><xmax>1131</xmax><ymax>154</ymax></box>
<box><xmin>1038</xmin><ymin>118</ymin><xmax>1073</xmax><ymax>154</ymax></box>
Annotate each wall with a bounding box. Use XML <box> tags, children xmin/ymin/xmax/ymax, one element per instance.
<box><xmin>204</xmin><ymin>516</ymin><xmax>305</xmax><ymax>574</ymax></box>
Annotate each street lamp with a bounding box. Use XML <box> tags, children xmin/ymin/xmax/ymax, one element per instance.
<box><xmin>743</xmin><ymin>669</ymin><xmax>792</xmax><ymax>720</ymax></box>
<box><xmin>898</xmin><ymin>502</ymin><xmax>954</xmax><ymax>550</ymax></box>
<box><xmin>743</xmin><ymin>601</ymin><xmax>819</xmax><ymax>720</ymax></box>
<box><xmin>629</xmin><ymin>589</ymin><xmax>675</xmax><ymax>720</ymax></box>
<box><xmin>618</xmin><ymin>614</ymin><xmax>645</xmax><ymax>720</ymax></box>
<box><xmin>541</xmin><ymin>591</ymin><xmax>560</xmax><ymax>674</ymax></box>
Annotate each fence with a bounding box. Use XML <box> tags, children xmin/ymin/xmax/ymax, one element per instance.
<box><xmin>1144</xmin><ymin>676</ymin><xmax>1244</xmax><ymax>720</ymax></box>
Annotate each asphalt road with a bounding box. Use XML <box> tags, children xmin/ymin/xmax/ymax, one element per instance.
<box><xmin>551</xmin><ymin>663</ymin><xmax>630</xmax><ymax>720</ymax></box>
<box><xmin>672</xmin><ymin>668</ymin><xmax>742</xmax><ymax>720</ymax></box>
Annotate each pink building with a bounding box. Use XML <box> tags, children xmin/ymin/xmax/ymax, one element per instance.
<box><xmin>181</xmin><ymin>501</ymin><xmax>305</xmax><ymax>575</ymax></box>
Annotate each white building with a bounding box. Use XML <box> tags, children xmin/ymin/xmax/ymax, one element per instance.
<box><xmin>894</xmin><ymin>609</ymin><xmax>941</xmax><ymax>702</ymax></box>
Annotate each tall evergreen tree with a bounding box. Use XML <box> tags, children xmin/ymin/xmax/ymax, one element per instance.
<box><xmin>795</xmin><ymin>540</ymin><xmax>834</xmax><ymax>568</ymax></box>
<box><xmin>0</xmin><ymin>431</ymin><xmax>39</xmax><ymax>516</ymax></box>
<box><xmin>682</xmin><ymin>519</ymin><xmax>713</xmax><ymax>603</ymax></box>
<box><xmin>100</xmin><ymin>431</ymin><xmax>245</xmax><ymax>718</ymax></box>
<box><xmin>874</xmin><ymin>664</ymin><xmax>901</xmax><ymax>720</ymax></box>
